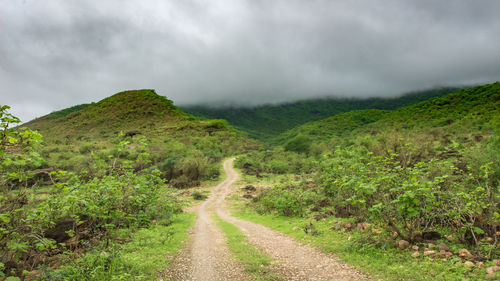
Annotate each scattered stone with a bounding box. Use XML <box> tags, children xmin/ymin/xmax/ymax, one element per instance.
<box><xmin>344</xmin><ymin>222</ymin><xmax>354</xmax><ymax>231</ymax></box>
<box><xmin>493</xmin><ymin>259</ymin><xmax>500</xmax><ymax>266</ymax></box>
<box><xmin>242</xmin><ymin>193</ymin><xmax>254</xmax><ymax>199</ymax></box>
<box><xmin>313</xmin><ymin>214</ymin><xmax>324</xmax><ymax>221</ymax></box>
<box><xmin>495</xmin><ymin>232</ymin><xmax>500</xmax><ymax>237</ymax></box>
<box><xmin>486</xmin><ymin>266</ymin><xmax>500</xmax><ymax>275</ymax></box>
<box><xmin>485</xmin><ymin>237</ymin><xmax>494</xmax><ymax>243</ymax></box>
<box><xmin>424</xmin><ymin>250</ymin><xmax>436</xmax><ymax>256</ymax></box>
<box><xmin>427</xmin><ymin>243</ymin><xmax>435</xmax><ymax>249</ymax></box>
<box><xmin>411</xmin><ymin>251</ymin><xmax>420</xmax><ymax>258</ymax></box>
<box><xmin>445</xmin><ymin>251</ymin><xmax>454</xmax><ymax>258</ymax></box>
<box><xmin>477</xmin><ymin>262</ymin><xmax>485</xmax><ymax>268</ymax></box>
<box><xmin>441</xmin><ymin>258</ymin><xmax>447</xmax><ymax>262</ymax></box>
<box><xmin>459</xmin><ymin>249</ymin><xmax>473</xmax><ymax>258</ymax></box>
<box><xmin>438</xmin><ymin>242</ymin><xmax>450</xmax><ymax>252</ymax></box>
<box><xmin>444</xmin><ymin>234</ymin><xmax>454</xmax><ymax>241</ymax></box>
<box><xmin>429</xmin><ymin>258</ymin><xmax>435</xmax><ymax>262</ymax></box>
<box><xmin>437</xmin><ymin>250</ymin><xmax>447</xmax><ymax>258</ymax></box>
<box><xmin>464</xmin><ymin>261</ymin><xmax>475</xmax><ymax>268</ymax></box>
<box><xmin>411</xmin><ymin>245</ymin><xmax>419</xmax><ymax>251</ymax></box>
<box><xmin>356</xmin><ymin>222</ymin><xmax>368</xmax><ymax>231</ymax></box>
<box><xmin>243</xmin><ymin>185</ymin><xmax>256</xmax><ymax>191</ymax></box>
<box><xmin>292</xmin><ymin>226</ymin><xmax>301</xmax><ymax>231</ymax></box>
<box><xmin>486</xmin><ymin>273</ymin><xmax>496</xmax><ymax>279</ymax></box>
<box><xmin>398</xmin><ymin>240</ymin><xmax>410</xmax><ymax>249</ymax></box>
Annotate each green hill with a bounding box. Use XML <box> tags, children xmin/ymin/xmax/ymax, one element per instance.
<box><xmin>275</xmin><ymin>83</ymin><xmax>500</xmax><ymax>146</ymax></box>
<box><xmin>25</xmin><ymin>89</ymin><xmax>259</xmax><ymax>187</ymax></box>
<box><xmin>28</xmin><ymin>89</ymin><xmax>189</xmax><ymax>138</ymax></box>
<box><xmin>181</xmin><ymin>87</ymin><xmax>462</xmax><ymax>141</ymax></box>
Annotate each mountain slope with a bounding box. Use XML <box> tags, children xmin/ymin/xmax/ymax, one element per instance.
<box><xmin>181</xmin><ymin>87</ymin><xmax>462</xmax><ymax>141</ymax></box>
<box><xmin>276</xmin><ymin>83</ymin><xmax>500</xmax><ymax>147</ymax></box>
<box><xmin>24</xmin><ymin>89</ymin><xmax>259</xmax><ymax>187</ymax></box>
<box><xmin>27</xmin><ymin>89</ymin><xmax>190</xmax><ymax>138</ymax></box>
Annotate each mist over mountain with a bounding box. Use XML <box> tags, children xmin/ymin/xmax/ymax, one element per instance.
<box><xmin>2</xmin><ymin>0</ymin><xmax>500</xmax><ymax>122</ymax></box>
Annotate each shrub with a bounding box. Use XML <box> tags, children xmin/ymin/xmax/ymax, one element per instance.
<box><xmin>78</xmin><ymin>145</ymin><xmax>94</xmax><ymax>154</ymax></box>
<box><xmin>192</xmin><ymin>191</ymin><xmax>207</xmax><ymax>200</ymax></box>
<box><xmin>284</xmin><ymin>134</ymin><xmax>312</xmax><ymax>154</ymax></box>
<box><xmin>255</xmin><ymin>185</ymin><xmax>321</xmax><ymax>217</ymax></box>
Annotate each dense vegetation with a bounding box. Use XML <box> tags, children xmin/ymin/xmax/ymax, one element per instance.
<box><xmin>25</xmin><ymin>89</ymin><xmax>259</xmax><ymax>188</ymax></box>
<box><xmin>2</xmin><ymin>83</ymin><xmax>498</xmax><ymax>279</ymax></box>
<box><xmin>236</xmin><ymin>83</ymin><xmax>500</xmax><ymax>279</ymax></box>
<box><xmin>0</xmin><ymin>90</ymin><xmax>259</xmax><ymax>279</ymax></box>
<box><xmin>0</xmin><ymin>105</ymin><xmax>187</xmax><ymax>279</ymax></box>
<box><xmin>183</xmin><ymin>87</ymin><xmax>461</xmax><ymax>141</ymax></box>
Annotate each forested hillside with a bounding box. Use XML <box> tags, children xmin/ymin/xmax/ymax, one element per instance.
<box><xmin>182</xmin><ymin>87</ymin><xmax>461</xmax><ymax>141</ymax></box>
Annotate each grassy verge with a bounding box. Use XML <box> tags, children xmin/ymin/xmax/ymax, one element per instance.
<box><xmin>229</xmin><ymin>199</ymin><xmax>495</xmax><ymax>281</ymax></box>
<box><xmin>39</xmin><ymin>213</ymin><xmax>196</xmax><ymax>281</ymax></box>
<box><xmin>213</xmin><ymin>214</ymin><xmax>278</xmax><ymax>281</ymax></box>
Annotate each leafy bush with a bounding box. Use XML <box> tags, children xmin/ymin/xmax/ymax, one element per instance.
<box><xmin>319</xmin><ymin>145</ymin><xmax>499</xmax><ymax>245</ymax></box>
<box><xmin>255</xmin><ymin>185</ymin><xmax>321</xmax><ymax>217</ymax></box>
<box><xmin>192</xmin><ymin>191</ymin><xmax>207</xmax><ymax>200</ymax></box>
<box><xmin>0</xmin><ymin>106</ymin><xmax>181</xmax><ymax>278</ymax></box>
<box><xmin>284</xmin><ymin>134</ymin><xmax>312</xmax><ymax>154</ymax></box>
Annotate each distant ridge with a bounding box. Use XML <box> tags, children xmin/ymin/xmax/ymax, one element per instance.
<box><xmin>181</xmin><ymin>87</ymin><xmax>462</xmax><ymax>141</ymax></box>
<box><xmin>275</xmin><ymin>82</ymin><xmax>500</xmax><ymax>145</ymax></box>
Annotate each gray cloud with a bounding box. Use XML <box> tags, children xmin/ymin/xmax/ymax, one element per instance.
<box><xmin>1</xmin><ymin>0</ymin><xmax>500</xmax><ymax>122</ymax></box>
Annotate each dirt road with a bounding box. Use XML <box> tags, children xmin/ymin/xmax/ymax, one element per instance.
<box><xmin>167</xmin><ymin>158</ymin><xmax>371</xmax><ymax>281</ymax></box>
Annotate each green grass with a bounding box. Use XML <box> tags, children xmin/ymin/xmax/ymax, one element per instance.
<box><xmin>40</xmin><ymin>213</ymin><xmax>196</xmax><ymax>281</ymax></box>
<box><xmin>117</xmin><ymin>213</ymin><xmax>196</xmax><ymax>278</ymax></box>
<box><xmin>213</xmin><ymin>214</ymin><xmax>278</xmax><ymax>281</ymax></box>
<box><xmin>229</xmin><ymin>200</ymin><xmax>496</xmax><ymax>281</ymax></box>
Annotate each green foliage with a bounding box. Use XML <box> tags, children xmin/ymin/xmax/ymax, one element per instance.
<box><xmin>192</xmin><ymin>191</ymin><xmax>207</xmax><ymax>200</ymax></box>
<box><xmin>40</xmin><ymin>213</ymin><xmax>195</xmax><ymax>281</ymax></box>
<box><xmin>233</xmin><ymin>207</ymin><xmax>494</xmax><ymax>281</ymax></box>
<box><xmin>48</xmin><ymin>103</ymin><xmax>90</xmax><ymax>120</ymax></box>
<box><xmin>255</xmin><ymin>185</ymin><xmax>321</xmax><ymax>217</ymax></box>
<box><xmin>274</xmin><ymin>109</ymin><xmax>389</xmax><ymax>145</ymax></box>
<box><xmin>235</xmin><ymin>149</ymin><xmax>317</xmax><ymax>176</ymax></box>
<box><xmin>284</xmin><ymin>134</ymin><xmax>312</xmax><ymax>154</ymax></box>
<box><xmin>0</xmin><ymin>106</ymin><xmax>183</xmax><ymax>278</ymax></box>
<box><xmin>236</xmin><ymin>83</ymin><xmax>500</xmax><ymax>268</ymax></box>
<box><xmin>23</xmin><ymin>90</ymin><xmax>259</xmax><ymax>188</ymax></box>
<box><xmin>183</xmin><ymin>87</ymin><xmax>460</xmax><ymax>141</ymax></box>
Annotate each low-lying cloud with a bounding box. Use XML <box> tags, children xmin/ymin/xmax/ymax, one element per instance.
<box><xmin>1</xmin><ymin>0</ymin><xmax>500</xmax><ymax>122</ymax></box>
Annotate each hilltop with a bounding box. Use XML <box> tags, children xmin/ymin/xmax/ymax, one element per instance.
<box><xmin>26</xmin><ymin>89</ymin><xmax>189</xmax><ymax>138</ymax></box>
<box><xmin>182</xmin><ymin>87</ymin><xmax>462</xmax><ymax>141</ymax></box>
<box><xmin>24</xmin><ymin>89</ymin><xmax>259</xmax><ymax>187</ymax></box>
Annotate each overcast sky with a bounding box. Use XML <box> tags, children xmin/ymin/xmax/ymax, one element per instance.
<box><xmin>1</xmin><ymin>0</ymin><xmax>500</xmax><ymax>122</ymax></box>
